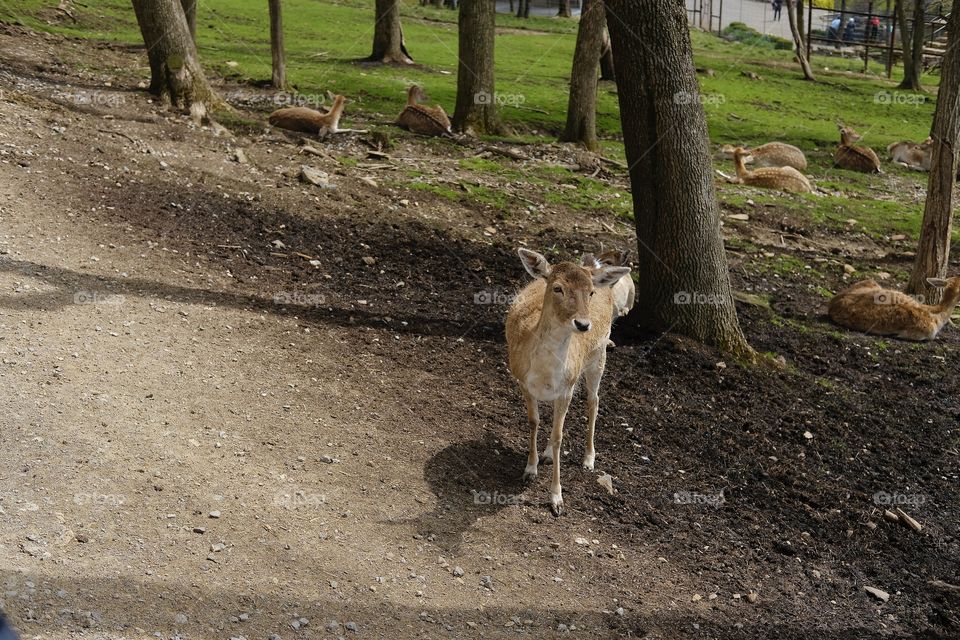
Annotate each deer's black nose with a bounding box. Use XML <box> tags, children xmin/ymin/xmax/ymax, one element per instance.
<box><xmin>574</xmin><ymin>319</ymin><xmax>591</xmax><ymax>332</ymax></box>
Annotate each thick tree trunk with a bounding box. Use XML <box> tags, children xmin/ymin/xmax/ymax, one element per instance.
<box><xmin>558</xmin><ymin>0</ymin><xmax>572</xmax><ymax>17</ymax></box>
<box><xmin>268</xmin><ymin>0</ymin><xmax>286</xmax><ymax>88</ymax></box>
<box><xmin>369</xmin><ymin>0</ymin><xmax>414</xmax><ymax>64</ymax></box>
<box><xmin>561</xmin><ymin>0</ymin><xmax>605</xmax><ymax>151</ymax></box>
<box><xmin>604</xmin><ymin>0</ymin><xmax>753</xmax><ymax>359</ymax></box>
<box><xmin>599</xmin><ymin>27</ymin><xmax>615</xmax><ymax>81</ymax></box>
<box><xmin>908</xmin><ymin>1</ymin><xmax>960</xmax><ymax>302</ymax></box>
<box><xmin>131</xmin><ymin>0</ymin><xmax>220</xmax><ymax>109</ymax></box>
<box><xmin>180</xmin><ymin>0</ymin><xmax>196</xmax><ymax>43</ymax></box>
<box><xmin>452</xmin><ymin>0</ymin><xmax>503</xmax><ymax>134</ymax></box>
<box><xmin>899</xmin><ymin>0</ymin><xmax>925</xmax><ymax>90</ymax></box>
<box><xmin>787</xmin><ymin>0</ymin><xmax>815</xmax><ymax>80</ymax></box>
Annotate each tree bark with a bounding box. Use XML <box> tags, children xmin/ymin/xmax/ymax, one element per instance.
<box><xmin>796</xmin><ymin>0</ymin><xmax>805</xmax><ymax>43</ymax></box>
<box><xmin>604</xmin><ymin>0</ymin><xmax>753</xmax><ymax>359</ymax></box>
<box><xmin>599</xmin><ymin>27</ymin><xmax>615</xmax><ymax>81</ymax></box>
<box><xmin>517</xmin><ymin>0</ymin><xmax>530</xmax><ymax>18</ymax></box>
<box><xmin>453</xmin><ymin>0</ymin><xmax>503</xmax><ymax>134</ymax></box>
<box><xmin>561</xmin><ymin>0</ymin><xmax>605</xmax><ymax>151</ymax></box>
<box><xmin>180</xmin><ymin>0</ymin><xmax>196</xmax><ymax>43</ymax></box>
<box><xmin>558</xmin><ymin>0</ymin><xmax>572</xmax><ymax>17</ymax></box>
<box><xmin>787</xmin><ymin>0</ymin><xmax>815</xmax><ymax>80</ymax></box>
<box><xmin>899</xmin><ymin>0</ymin><xmax>925</xmax><ymax>90</ymax></box>
<box><xmin>268</xmin><ymin>0</ymin><xmax>286</xmax><ymax>88</ymax></box>
<box><xmin>908</xmin><ymin>0</ymin><xmax>960</xmax><ymax>302</ymax></box>
<box><xmin>369</xmin><ymin>0</ymin><xmax>414</xmax><ymax>64</ymax></box>
<box><xmin>131</xmin><ymin>0</ymin><xmax>220</xmax><ymax>109</ymax></box>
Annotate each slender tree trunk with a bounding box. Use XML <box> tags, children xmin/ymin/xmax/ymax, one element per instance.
<box><xmin>453</xmin><ymin>0</ymin><xmax>503</xmax><ymax>134</ymax></box>
<box><xmin>131</xmin><ymin>0</ymin><xmax>220</xmax><ymax>109</ymax></box>
<box><xmin>599</xmin><ymin>27</ymin><xmax>615</xmax><ymax>81</ymax></box>
<box><xmin>796</xmin><ymin>0</ymin><xmax>805</xmax><ymax>43</ymax></box>
<box><xmin>268</xmin><ymin>0</ymin><xmax>286</xmax><ymax>88</ymax></box>
<box><xmin>604</xmin><ymin>0</ymin><xmax>753</xmax><ymax>359</ymax></box>
<box><xmin>369</xmin><ymin>0</ymin><xmax>414</xmax><ymax>64</ymax></box>
<box><xmin>517</xmin><ymin>0</ymin><xmax>530</xmax><ymax>18</ymax></box>
<box><xmin>558</xmin><ymin>0</ymin><xmax>572</xmax><ymax>17</ymax></box>
<box><xmin>787</xmin><ymin>0</ymin><xmax>816</xmax><ymax>80</ymax></box>
<box><xmin>899</xmin><ymin>0</ymin><xmax>925</xmax><ymax>90</ymax></box>
<box><xmin>561</xmin><ymin>0</ymin><xmax>605</xmax><ymax>150</ymax></box>
<box><xmin>896</xmin><ymin>1</ymin><xmax>916</xmax><ymax>85</ymax></box>
<box><xmin>180</xmin><ymin>0</ymin><xmax>196</xmax><ymax>43</ymax></box>
<box><xmin>908</xmin><ymin>1</ymin><xmax>960</xmax><ymax>302</ymax></box>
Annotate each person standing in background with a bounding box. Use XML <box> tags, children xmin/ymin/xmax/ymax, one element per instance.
<box><xmin>772</xmin><ymin>0</ymin><xmax>782</xmax><ymax>21</ymax></box>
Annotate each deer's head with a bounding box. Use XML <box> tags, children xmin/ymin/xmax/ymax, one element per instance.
<box><xmin>518</xmin><ymin>249</ymin><xmax>630</xmax><ymax>333</ymax></box>
<box><xmin>838</xmin><ymin>124</ymin><xmax>862</xmax><ymax>145</ymax></box>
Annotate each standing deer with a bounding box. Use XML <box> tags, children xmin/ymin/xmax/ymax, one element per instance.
<box><xmin>268</xmin><ymin>94</ymin><xmax>368</xmax><ymax>137</ymax></box>
<box><xmin>506</xmin><ymin>249</ymin><xmax>630</xmax><ymax>516</ymax></box>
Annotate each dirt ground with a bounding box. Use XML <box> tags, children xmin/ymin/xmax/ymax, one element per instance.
<box><xmin>1</xmin><ymin>24</ymin><xmax>959</xmax><ymax>640</ymax></box>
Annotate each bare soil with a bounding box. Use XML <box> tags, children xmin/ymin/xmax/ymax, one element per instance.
<box><xmin>1</xmin><ymin>24</ymin><xmax>958</xmax><ymax>640</ymax></box>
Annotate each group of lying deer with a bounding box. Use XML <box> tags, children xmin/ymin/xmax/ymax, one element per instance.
<box><xmin>265</xmin><ymin>85</ymin><xmax>451</xmax><ymax>138</ymax></box>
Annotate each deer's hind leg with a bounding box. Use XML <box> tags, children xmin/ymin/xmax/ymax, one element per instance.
<box><xmin>582</xmin><ymin>347</ymin><xmax>607</xmax><ymax>471</ymax></box>
<box><xmin>522</xmin><ymin>389</ymin><xmax>540</xmax><ymax>480</ymax></box>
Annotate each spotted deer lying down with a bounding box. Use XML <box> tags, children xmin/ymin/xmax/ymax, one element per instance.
<box><xmin>835</xmin><ymin>125</ymin><xmax>881</xmax><ymax>173</ymax></box>
<box><xmin>887</xmin><ymin>137</ymin><xmax>933</xmax><ymax>171</ymax></box>
<box><xmin>506</xmin><ymin>249</ymin><xmax>630</xmax><ymax>516</ymax></box>
<box><xmin>268</xmin><ymin>94</ymin><xmax>368</xmax><ymax>137</ymax></box>
<box><xmin>396</xmin><ymin>85</ymin><xmax>452</xmax><ymax>137</ymax></box>
<box><xmin>828</xmin><ymin>276</ymin><xmax>960</xmax><ymax>340</ymax></box>
<box><xmin>731</xmin><ymin>147</ymin><xmax>812</xmax><ymax>193</ymax></box>
<box><xmin>720</xmin><ymin>142</ymin><xmax>807</xmax><ymax>171</ymax></box>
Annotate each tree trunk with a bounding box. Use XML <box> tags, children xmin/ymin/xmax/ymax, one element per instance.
<box><xmin>180</xmin><ymin>0</ymin><xmax>196</xmax><ymax>43</ymax></box>
<box><xmin>561</xmin><ymin>0</ymin><xmax>605</xmax><ymax>151</ymax></box>
<box><xmin>604</xmin><ymin>0</ymin><xmax>754</xmax><ymax>359</ymax></box>
<box><xmin>453</xmin><ymin>0</ymin><xmax>503</xmax><ymax>134</ymax></box>
<box><xmin>558</xmin><ymin>0</ymin><xmax>572</xmax><ymax>17</ymax></box>
<box><xmin>787</xmin><ymin>0</ymin><xmax>815</xmax><ymax>80</ymax></box>
<box><xmin>131</xmin><ymin>0</ymin><xmax>220</xmax><ymax>109</ymax></box>
<box><xmin>268</xmin><ymin>0</ymin><xmax>286</xmax><ymax>88</ymax></box>
<box><xmin>369</xmin><ymin>0</ymin><xmax>414</xmax><ymax>64</ymax></box>
<box><xmin>908</xmin><ymin>1</ymin><xmax>960</xmax><ymax>302</ymax></box>
<box><xmin>796</xmin><ymin>0</ymin><xmax>805</xmax><ymax>43</ymax></box>
<box><xmin>517</xmin><ymin>0</ymin><xmax>530</xmax><ymax>18</ymax></box>
<box><xmin>599</xmin><ymin>27</ymin><xmax>615</xmax><ymax>81</ymax></box>
<box><xmin>899</xmin><ymin>0</ymin><xmax>925</xmax><ymax>90</ymax></box>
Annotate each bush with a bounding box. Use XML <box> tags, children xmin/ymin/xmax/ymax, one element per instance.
<box><xmin>722</xmin><ymin>22</ymin><xmax>794</xmax><ymax>51</ymax></box>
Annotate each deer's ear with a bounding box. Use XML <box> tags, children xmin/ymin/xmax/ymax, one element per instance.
<box><xmin>592</xmin><ymin>266</ymin><xmax>631</xmax><ymax>288</ymax></box>
<box><xmin>926</xmin><ymin>277</ymin><xmax>949</xmax><ymax>288</ymax></box>
<box><xmin>518</xmin><ymin>249</ymin><xmax>551</xmax><ymax>279</ymax></box>
<box><xmin>580</xmin><ymin>253</ymin><xmax>600</xmax><ymax>269</ymax></box>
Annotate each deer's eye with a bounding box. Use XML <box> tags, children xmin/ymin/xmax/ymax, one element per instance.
<box><xmin>590</xmin><ymin>291</ymin><xmax>595</xmax><ymax>297</ymax></box>
<box><xmin>553</xmin><ymin>286</ymin><xmax>563</xmax><ymax>294</ymax></box>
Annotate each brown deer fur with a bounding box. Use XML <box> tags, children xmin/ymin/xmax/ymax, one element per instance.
<box><xmin>731</xmin><ymin>147</ymin><xmax>813</xmax><ymax>193</ymax></box>
<box><xmin>720</xmin><ymin>142</ymin><xmax>807</xmax><ymax>171</ymax></box>
<box><xmin>835</xmin><ymin>125</ymin><xmax>881</xmax><ymax>173</ymax></box>
<box><xmin>396</xmin><ymin>85</ymin><xmax>451</xmax><ymax>137</ymax></box>
<box><xmin>828</xmin><ymin>276</ymin><xmax>960</xmax><ymax>340</ymax></box>
<box><xmin>268</xmin><ymin>95</ymin><xmax>367</xmax><ymax>136</ymax></box>
<box><xmin>506</xmin><ymin>249</ymin><xmax>630</xmax><ymax>516</ymax></box>
<box><xmin>887</xmin><ymin>137</ymin><xmax>933</xmax><ymax>171</ymax></box>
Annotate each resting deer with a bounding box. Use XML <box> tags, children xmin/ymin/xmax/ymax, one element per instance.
<box><xmin>720</xmin><ymin>142</ymin><xmax>807</xmax><ymax>171</ymax></box>
<box><xmin>730</xmin><ymin>147</ymin><xmax>813</xmax><ymax>193</ymax></box>
<box><xmin>396</xmin><ymin>85</ymin><xmax>452</xmax><ymax>137</ymax></box>
<box><xmin>828</xmin><ymin>276</ymin><xmax>960</xmax><ymax>340</ymax></box>
<box><xmin>888</xmin><ymin>137</ymin><xmax>933</xmax><ymax>171</ymax></box>
<box><xmin>268</xmin><ymin>94</ymin><xmax>368</xmax><ymax>137</ymax></box>
<box><xmin>506</xmin><ymin>249</ymin><xmax>630</xmax><ymax>516</ymax></box>
<box><xmin>835</xmin><ymin>125</ymin><xmax>881</xmax><ymax>173</ymax></box>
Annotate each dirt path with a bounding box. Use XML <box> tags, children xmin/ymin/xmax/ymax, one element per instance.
<box><xmin>1</xmin><ymin>23</ymin><xmax>959</xmax><ymax>640</ymax></box>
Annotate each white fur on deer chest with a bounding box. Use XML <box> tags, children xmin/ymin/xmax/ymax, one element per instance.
<box><xmin>523</xmin><ymin>341</ymin><xmax>575</xmax><ymax>401</ymax></box>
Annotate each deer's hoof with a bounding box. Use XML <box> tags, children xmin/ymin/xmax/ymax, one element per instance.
<box><xmin>540</xmin><ymin>446</ymin><xmax>554</xmax><ymax>464</ymax></box>
<box><xmin>549</xmin><ymin>494</ymin><xmax>563</xmax><ymax>517</ymax></box>
<box><xmin>523</xmin><ymin>464</ymin><xmax>538</xmax><ymax>481</ymax></box>
<box><xmin>582</xmin><ymin>455</ymin><xmax>595</xmax><ymax>471</ymax></box>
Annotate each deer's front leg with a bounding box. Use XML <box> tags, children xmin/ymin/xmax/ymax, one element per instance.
<box><xmin>549</xmin><ymin>393</ymin><xmax>573</xmax><ymax>516</ymax></box>
<box><xmin>522</xmin><ymin>390</ymin><xmax>540</xmax><ymax>480</ymax></box>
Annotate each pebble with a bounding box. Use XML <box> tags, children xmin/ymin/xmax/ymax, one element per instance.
<box><xmin>557</xmin><ymin>623</ymin><xmax>569</xmax><ymax>632</ymax></box>
<box><xmin>864</xmin><ymin>585</ymin><xmax>890</xmax><ymax>602</ymax></box>
<box><xmin>345</xmin><ymin>621</ymin><xmax>358</xmax><ymax>632</ymax></box>
<box><xmin>746</xmin><ymin>591</ymin><xmax>759</xmax><ymax>604</ymax></box>
<box><xmin>480</xmin><ymin>575</ymin><xmax>493</xmax><ymax>590</ymax></box>
<box><xmin>209</xmin><ymin>511</ymin><xmax>221</xmax><ymax>519</ymax></box>
<box><xmin>174</xmin><ymin>614</ymin><xmax>188</xmax><ymax>624</ymax></box>
<box><xmin>452</xmin><ymin>566</ymin><xmax>464</xmax><ymax>577</ymax></box>
<box><xmin>615</xmin><ymin>607</ymin><xmax>624</xmax><ymax>616</ymax></box>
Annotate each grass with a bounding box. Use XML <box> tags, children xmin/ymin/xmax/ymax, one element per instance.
<box><xmin>0</xmin><ymin>0</ymin><xmax>949</xmax><ymax>240</ymax></box>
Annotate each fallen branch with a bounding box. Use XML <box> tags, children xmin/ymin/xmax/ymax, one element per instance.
<box><xmin>598</xmin><ymin>155</ymin><xmax>627</xmax><ymax>169</ymax></box>
<box><xmin>480</xmin><ymin>145</ymin><xmax>528</xmax><ymax>161</ymax></box>
<box><xmin>928</xmin><ymin>579</ymin><xmax>960</xmax><ymax>593</ymax></box>
<box><xmin>97</xmin><ymin>128</ymin><xmax>137</xmax><ymax>144</ymax></box>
